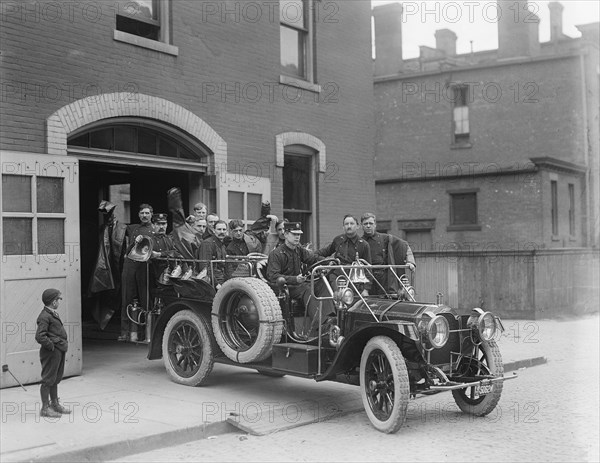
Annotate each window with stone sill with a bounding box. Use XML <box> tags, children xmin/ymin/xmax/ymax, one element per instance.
<box><xmin>114</xmin><ymin>0</ymin><xmax>177</xmax><ymax>54</ymax></box>
<box><xmin>447</xmin><ymin>189</ymin><xmax>480</xmax><ymax>231</ymax></box>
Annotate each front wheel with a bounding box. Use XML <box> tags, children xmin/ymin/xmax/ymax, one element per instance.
<box><xmin>162</xmin><ymin>310</ymin><xmax>214</xmax><ymax>386</ymax></box>
<box><xmin>359</xmin><ymin>336</ymin><xmax>410</xmax><ymax>433</ymax></box>
<box><xmin>452</xmin><ymin>340</ymin><xmax>504</xmax><ymax>416</ymax></box>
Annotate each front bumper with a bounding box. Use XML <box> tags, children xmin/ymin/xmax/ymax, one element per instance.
<box><xmin>429</xmin><ymin>371</ymin><xmax>518</xmax><ymax>392</ymax></box>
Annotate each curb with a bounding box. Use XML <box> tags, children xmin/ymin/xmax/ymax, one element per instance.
<box><xmin>5</xmin><ymin>421</ymin><xmax>236</xmax><ymax>463</ymax></box>
<box><xmin>6</xmin><ymin>356</ymin><xmax>548</xmax><ymax>462</ymax></box>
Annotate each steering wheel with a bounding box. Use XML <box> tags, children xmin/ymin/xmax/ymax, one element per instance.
<box><xmin>304</xmin><ymin>257</ymin><xmax>340</xmax><ymax>277</ymax></box>
<box><xmin>247</xmin><ymin>252</ymin><xmax>268</xmax><ymax>259</ymax></box>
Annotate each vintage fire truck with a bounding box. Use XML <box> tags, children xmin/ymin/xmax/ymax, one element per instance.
<box><xmin>136</xmin><ymin>252</ymin><xmax>515</xmax><ymax>434</ymax></box>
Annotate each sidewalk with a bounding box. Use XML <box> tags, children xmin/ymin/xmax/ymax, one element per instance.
<box><xmin>1</xmin><ymin>314</ymin><xmax>597</xmax><ymax>463</ymax></box>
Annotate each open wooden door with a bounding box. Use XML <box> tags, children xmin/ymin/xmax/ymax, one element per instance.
<box><xmin>0</xmin><ymin>151</ymin><xmax>81</xmax><ymax>388</ymax></box>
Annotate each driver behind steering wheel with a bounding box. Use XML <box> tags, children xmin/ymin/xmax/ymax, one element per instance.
<box><xmin>266</xmin><ymin>222</ymin><xmax>334</xmax><ymax>336</ymax></box>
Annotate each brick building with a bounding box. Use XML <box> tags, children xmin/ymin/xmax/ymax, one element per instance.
<box><xmin>373</xmin><ymin>1</ymin><xmax>599</xmax><ymax>253</ymax></box>
<box><xmin>0</xmin><ymin>0</ymin><xmax>375</xmax><ymax>386</ymax></box>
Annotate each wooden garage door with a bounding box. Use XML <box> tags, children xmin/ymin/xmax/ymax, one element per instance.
<box><xmin>0</xmin><ymin>151</ymin><xmax>81</xmax><ymax>388</ymax></box>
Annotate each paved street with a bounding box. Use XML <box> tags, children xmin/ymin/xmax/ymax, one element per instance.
<box><xmin>112</xmin><ymin>317</ymin><xmax>600</xmax><ymax>463</ymax></box>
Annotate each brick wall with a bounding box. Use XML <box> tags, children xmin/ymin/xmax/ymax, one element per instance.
<box><xmin>0</xmin><ymin>0</ymin><xmax>375</xmax><ymax>245</ymax></box>
<box><xmin>376</xmin><ymin>171</ymin><xmax>545</xmax><ymax>250</ymax></box>
<box><xmin>374</xmin><ymin>51</ymin><xmax>591</xmax><ymax>249</ymax></box>
<box><xmin>374</xmin><ymin>55</ymin><xmax>586</xmax><ymax>179</ymax></box>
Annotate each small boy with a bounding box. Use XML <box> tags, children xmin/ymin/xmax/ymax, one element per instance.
<box><xmin>35</xmin><ymin>288</ymin><xmax>71</xmax><ymax>418</ymax></box>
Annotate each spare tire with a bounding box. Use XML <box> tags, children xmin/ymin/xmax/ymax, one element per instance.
<box><xmin>212</xmin><ymin>278</ymin><xmax>283</xmax><ymax>363</ymax></box>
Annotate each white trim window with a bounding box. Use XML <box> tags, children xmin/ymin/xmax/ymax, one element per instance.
<box><xmin>218</xmin><ymin>173</ymin><xmax>271</xmax><ymax>226</ymax></box>
<box><xmin>114</xmin><ymin>0</ymin><xmax>178</xmax><ymax>55</ymax></box>
<box><xmin>280</xmin><ymin>0</ymin><xmax>315</xmax><ymax>83</ymax></box>
<box><xmin>452</xmin><ymin>85</ymin><xmax>470</xmax><ymax>145</ymax></box>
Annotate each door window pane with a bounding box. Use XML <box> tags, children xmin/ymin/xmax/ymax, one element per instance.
<box><xmin>37</xmin><ymin>177</ymin><xmax>64</xmax><ymax>213</ymax></box>
<box><xmin>228</xmin><ymin>191</ymin><xmax>244</xmax><ymax>219</ymax></box>
<box><xmin>2</xmin><ymin>175</ymin><xmax>31</xmax><ymax>212</ymax></box>
<box><xmin>3</xmin><ymin>218</ymin><xmax>33</xmax><ymax>255</ymax></box>
<box><xmin>247</xmin><ymin>194</ymin><xmax>262</xmax><ymax>220</ymax></box>
<box><xmin>38</xmin><ymin>219</ymin><xmax>65</xmax><ymax>254</ymax></box>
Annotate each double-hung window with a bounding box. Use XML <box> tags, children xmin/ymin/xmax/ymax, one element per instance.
<box><xmin>452</xmin><ymin>85</ymin><xmax>470</xmax><ymax>146</ymax></box>
<box><xmin>114</xmin><ymin>0</ymin><xmax>177</xmax><ymax>55</ymax></box>
<box><xmin>280</xmin><ymin>0</ymin><xmax>316</xmax><ymax>85</ymax></box>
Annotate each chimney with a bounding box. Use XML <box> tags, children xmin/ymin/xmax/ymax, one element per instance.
<box><xmin>435</xmin><ymin>29</ymin><xmax>457</xmax><ymax>56</ymax></box>
<box><xmin>373</xmin><ymin>3</ymin><xmax>403</xmax><ymax>76</ymax></box>
<box><xmin>548</xmin><ymin>2</ymin><xmax>564</xmax><ymax>41</ymax></box>
<box><xmin>497</xmin><ymin>0</ymin><xmax>540</xmax><ymax>59</ymax></box>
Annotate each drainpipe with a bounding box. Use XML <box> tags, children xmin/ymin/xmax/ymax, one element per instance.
<box><xmin>579</xmin><ymin>51</ymin><xmax>591</xmax><ymax>247</ymax></box>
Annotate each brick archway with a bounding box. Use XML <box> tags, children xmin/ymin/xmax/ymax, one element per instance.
<box><xmin>275</xmin><ymin>132</ymin><xmax>326</xmax><ymax>172</ymax></box>
<box><xmin>47</xmin><ymin>93</ymin><xmax>226</xmax><ymax>173</ymax></box>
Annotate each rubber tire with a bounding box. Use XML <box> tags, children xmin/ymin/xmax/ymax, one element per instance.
<box><xmin>359</xmin><ymin>336</ymin><xmax>410</xmax><ymax>433</ymax></box>
<box><xmin>162</xmin><ymin>310</ymin><xmax>214</xmax><ymax>386</ymax></box>
<box><xmin>452</xmin><ymin>340</ymin><xmax>504</xmax><ymax>416</ymax></box>
<box><xmin>212</xmin><ymin>278</ymin><xmax>283</xmax><ymax>363</ymax></box>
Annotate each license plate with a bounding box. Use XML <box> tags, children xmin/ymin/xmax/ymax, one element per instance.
<box><xmin>476</xmin><ymin>383</ymin><xmax>494</xmax><ymax>395</ymax></box>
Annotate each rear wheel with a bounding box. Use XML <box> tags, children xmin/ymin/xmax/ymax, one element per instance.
<box><xmin>359</xmin><ymin>336</ymin><xmax>410</xmax><ymax>433</ymax></box>
<box><xmin>452</xmin><ymin>340</ymin><xmax>504</xmax><ymax>416</ymax></box>
<box><xmin>162</xmin><ymin>310</ymin><xmax>214</xmax><ymax>386</ymax></box>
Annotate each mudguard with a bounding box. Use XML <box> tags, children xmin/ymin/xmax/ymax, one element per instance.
<box><xmin>316</xmin><ymin>320</ymin><xmax>419</xmax><ymax>381</ymax></box>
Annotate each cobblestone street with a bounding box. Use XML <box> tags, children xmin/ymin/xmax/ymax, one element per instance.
<box><xmin>113</xmin><ymin>315</ymin><xmax>599</xmax><ymax>462</ymax></box>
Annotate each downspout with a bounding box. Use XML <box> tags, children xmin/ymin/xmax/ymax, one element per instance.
<box><xmin>579</xmin><ymin>51</ymin><xmax>591</xmax><ymax>247</ymax></box>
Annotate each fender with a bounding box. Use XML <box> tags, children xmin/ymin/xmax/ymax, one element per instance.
<box><xmin>147</xmin><ymin>298</ymin><xmax>211</xmax><ymax>360</ymax></box>
<box><xmin>316</xmin><ymin>320</ymin><xmax>421</xmax><ymax>381</ymax></box>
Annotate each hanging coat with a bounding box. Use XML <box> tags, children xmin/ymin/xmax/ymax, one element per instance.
<box><xmin>167</xmin><ymin>187</ymin><xmax>201</xmax><ymax>259</ymax></box>
<box><xmin>87</xmin><ymin>201</ymin><xmax>127</xmax><ymax>329</ymax></box>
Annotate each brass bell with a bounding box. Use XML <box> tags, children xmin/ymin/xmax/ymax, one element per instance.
<box><xmin>348</xmin><ymin>262</ymin><xmax>369</xmax><ymax>284</ymax></box>
<box><xmin>128</xmin><ymin>235</ymin><xmax>153</xmax><ymax>262</ymax></box>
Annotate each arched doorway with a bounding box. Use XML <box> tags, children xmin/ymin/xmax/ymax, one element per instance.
<box><xmin>67</xmin><ymin>119</ymin><xmax>213</xmax><ymax>339</ymax></box>
<box><xmin>45</xmin><ymin>93</ymin><xmax>227</xmax><ymax>342</ymax></box>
